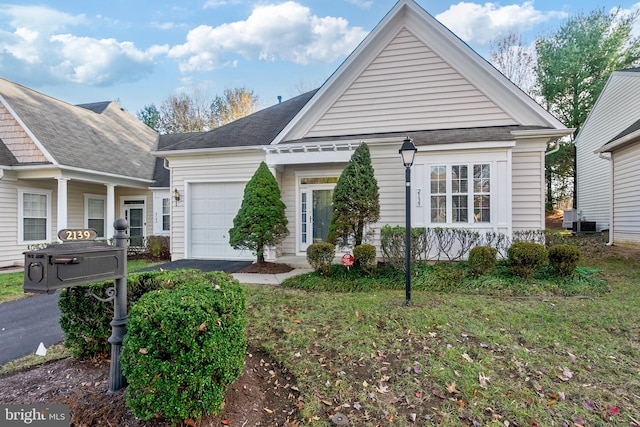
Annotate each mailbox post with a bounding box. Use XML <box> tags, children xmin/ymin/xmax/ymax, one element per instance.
<box><xmin>108</xmin><ymin>218</ymin><xmax>128</xmax><ymax>393</ymax></box>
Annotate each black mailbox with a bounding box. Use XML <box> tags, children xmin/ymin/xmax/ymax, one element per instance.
<box><xmin>24</xmin><ymin>241</ymin><xmax>125</xmax><ymax>294</ymax></box>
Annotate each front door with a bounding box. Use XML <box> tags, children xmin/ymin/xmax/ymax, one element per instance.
<box><xmin>123</xmin><ymin>200</ymin><xmax>145</xmax><ymax>247</ymax></box>
<box><xmin>300</xmin><ymin>185</ymin><xmax>335</xmax><ymax>252</ymax></box>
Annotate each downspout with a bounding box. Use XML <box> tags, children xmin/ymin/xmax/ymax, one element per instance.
<box><xmin>598</xmin><ymin>152</ymin><xmax>614</xmax><ymax>246</ymax></box>
<box><xmin>544</xmin><ymin>139</ymin><xmax>561</xmax><ymax>157</ymax></box>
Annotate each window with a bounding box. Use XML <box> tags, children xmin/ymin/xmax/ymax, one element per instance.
<box><xmin>19</xmin><ymin>190</ymin><xmax>50</xmax><ymax>243</ymax></box>
<box><xmin>86</xmin><ymin>196</ymin><xmax>106</xmax><ymax>237</ymax></box>
<box><xmin>429</xmin><ymin>164</ymin><xmax>490</xmax><ymax>224</ymax></box>
<box><xmin>162</xmin><ymin>197</ymin><xmax>170</xmax><ymax>232</ymax></box>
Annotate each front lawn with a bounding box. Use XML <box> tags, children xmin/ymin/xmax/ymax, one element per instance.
<box><xmin>246</xmin><ymin>246</ymin><xmax>640</xmax><ymax>426</ymax></box>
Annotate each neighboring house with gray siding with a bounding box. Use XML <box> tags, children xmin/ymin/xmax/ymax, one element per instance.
<box><xmin>575</xmin><ymin>68</ymin><xmax>640</xmax><ymax>234</ymax></box>
<box><xmin>155</xmin><ymin>0</ymin><xmax>570</xmax><ymax>262</ymax></box>
<box><xmin>0</xmin><ymin>78</ymin><xmax>161</xmax><ymax>269</ymax></box>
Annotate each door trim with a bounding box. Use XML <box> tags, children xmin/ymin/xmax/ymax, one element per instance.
<box><xmin>295</xmin><ymin>172</ymin><xmax>339</xmax><ymax>255</ymax></box>
<box><xmin>119</xmin><ymin>196</ymin><xmax>146</xmax><ymax>245</ymax></box>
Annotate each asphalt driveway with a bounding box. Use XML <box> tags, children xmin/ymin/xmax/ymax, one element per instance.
<box><xmin>0</xmin><ymin>259</ymin><xmax>252</xmax><ymax>365</ymax></box>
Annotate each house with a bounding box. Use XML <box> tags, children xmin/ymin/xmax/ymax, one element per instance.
<box><xmin>155</xmin><ymin>0</ymin><xmax>571</xmax><ymax>262</ymax></box>
<box><xmin>0</xmin><ymin>78</ymin><xmax>163</xmax><ymax>269</ymax></box>
<box><xmin>575</xmin><ymin>68</ymin><xmax>640</xmax><ymax>238</ymax></box>
<box><xmin>593</xmin><ymin>118</ymin><xmax>640</xmax><ymax>246</ymax></box>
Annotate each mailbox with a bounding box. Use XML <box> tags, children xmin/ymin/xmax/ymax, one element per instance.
<box><xmin>24</xmin><ymin>241</ymin><xmax>125</xmax><ymax>294</ymax></box>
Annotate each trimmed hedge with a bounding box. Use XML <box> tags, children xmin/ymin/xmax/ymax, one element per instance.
<box><xmin>307</xmin><ymin>242</ymin><xmax>335</xmax><ymax>276</ymax></box>
<box><xmin>353</xmin><ymin>244</ymin><xmax>377</xmax><ymax>275</ymax></box>
<box><xmin>548</xmin><ymin>244</ymin><xmax>581</xmax><ymax>276</ymax></box>
<box><xmin>59</xmin><ymin>269</ymin><xmax>212</xmax><ymax>358</ymax></box>
<box><xmin>121</xmin><ymin>273</ymin><xmax>246</xmax><ymax>423</ymax></box>
<box><xmin>507</xmin><ymin>242</ymin><xmax>548</xmax><ymax>279</ymax></box>
<box><xmin>468</xmin><ymin>245</ymin><xmax>497</xmax><ymax>276</ymax></box>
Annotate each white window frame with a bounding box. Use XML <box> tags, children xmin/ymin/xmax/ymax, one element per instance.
<box><xmin>428</xmin><ymin>163</ymin><xmax>492</xmax><ymax>225</ymax></box>
<box><xmin>84</xmin><ymin>194</ymin><xmax>107</xmax><ymax>238</ymax></box>
<box><xmin>18</xmin><ymin>189</ymin><xmax>52</xmax><ymax>244</ymax></box>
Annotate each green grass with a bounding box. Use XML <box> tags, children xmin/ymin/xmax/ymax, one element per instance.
<box><xmin>0</xmin><ymin>259</ymin><xmax>162</xmax><ymax>304</ymax></box>
<box><xmin>245</xmin><ymin>249</ymin><xmax>640</xmax><ymax>426</ymax></box>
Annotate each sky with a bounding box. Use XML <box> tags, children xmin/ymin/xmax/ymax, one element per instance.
<box><xmin>1</xmin><ymin>0</ymin><xmax>639</xmax><ymax>116</ymax></box>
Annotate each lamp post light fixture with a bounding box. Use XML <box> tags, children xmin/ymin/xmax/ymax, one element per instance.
<box><xmin>399</xmin><ymin>137</ymin><xmax>417</xmax><ymax>307</ymax></box>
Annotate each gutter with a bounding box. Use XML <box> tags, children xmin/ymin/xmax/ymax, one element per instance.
<box><xmin>597</xmin><ymin>152</ymin><xmax>614</xmax><ymax>246</ymax></box>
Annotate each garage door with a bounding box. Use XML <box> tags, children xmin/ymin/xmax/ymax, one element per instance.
<box><xmin>189</xmin><ymin>182</ymin><xmax>251</xmax><ymax>259</ymax></box>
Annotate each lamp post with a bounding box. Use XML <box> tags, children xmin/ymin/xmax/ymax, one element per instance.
<box><xmin>399</xmin><ymin>137</ymin><xmax>417</xmax><ymax>307</ymax></box>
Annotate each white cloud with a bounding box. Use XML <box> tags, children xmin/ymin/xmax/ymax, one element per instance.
<box><xmin>346</xmin><ymin>0</ymin><xmax>373</xmax><ymax>9</ymax></box>
<box><xmin>436</xmin><ymin>1</ymin><xmax>569</xmax><ymax>45</ymax></box>
<box><xmin>0</xmin><ymin>4</ymin><xmax>163</xmax><ymax>86</ymax></box>
<box><xmin>169</xmin><ymin>1</ymin><xmax>368</xmax><ymax>72</ymax></box>
<box><xmin>614</xmin><ymin>3</ymin><xmax>640</xmax><ymax>38</ymax></box>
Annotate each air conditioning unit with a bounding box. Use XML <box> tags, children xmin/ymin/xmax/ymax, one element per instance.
<box><xmin>562</xmin><ymin>209</ymin><xmax>577</xmax><ymax>229</ymax></box>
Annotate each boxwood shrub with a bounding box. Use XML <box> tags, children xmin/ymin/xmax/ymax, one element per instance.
<box><xmin>353</xmin><ymin>244</ymin><xmax>377</xmax><ymax>275</ymax></box>
<box><xmin>59</xmin><ymin>269</ymin><xmax>209</xmax><ymax>358</ymax></box>
<box><xmin>467</xmin><ymin>245</ymin><xmax>498</xmax><ymax>276</ymax></box>
<box><xmin>307</xmin><ymin>242</ymin><xmax>335</xmax><ymax>276</ymax></box>
<box><xmin>507</xmin><ymin>241</ymin><xmax>548</xmax><ymax>279</ymax></box>
<box><xmin>548</xmin><ymin>244</ymin><xmax>581</xmax><ymax>276</ymax></box>
<box><xmin>121</xmin><ymin>272</ymin><xmax>246</xmax><ymax>423</ymax></box>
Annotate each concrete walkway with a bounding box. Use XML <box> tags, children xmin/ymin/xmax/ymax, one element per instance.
<box><xmin>0</xmin><ymin>261</ymin><xmax>312</xmax><ymax>365</ymax></box>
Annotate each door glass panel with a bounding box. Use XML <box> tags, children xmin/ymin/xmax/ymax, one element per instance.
<box><xmin>312</xmin><ymin>189</ymin><xmax>333</xmax><ymax>243</ymax></box>
<box><xmin>128</xmin><ymin>208</ymin><xmax>144</xmax><ymax>246</ymax></box>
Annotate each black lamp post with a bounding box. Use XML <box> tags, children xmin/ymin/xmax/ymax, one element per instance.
<box><xmin>399</xmin><ymin>137</ymin><xmax>417</xmax><ymax>307</ymax></box>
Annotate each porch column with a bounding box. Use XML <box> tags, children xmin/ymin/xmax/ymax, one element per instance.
<box><xmin>106</xmin><ymin>184</ymin><xmax>116</xmax><ymax>240</ymax></box>
<box><xmin>56</xmin><ymin>177</ymin><xmax>69</xmax><ymax>235</ymax></box>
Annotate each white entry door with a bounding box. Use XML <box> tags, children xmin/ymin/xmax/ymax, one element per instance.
<box><xmin>299</xmin><ymin>186</ymin><xmax>334</xmax><ymax>252</ymax></box>
<box><xmin>189</xmin><ymin>182</ymin><xmax>250</xmax><ymax>259</ymax></box>
<box><xmin>123</xmin><ymin>199</ymin><xmax>145</xmax><ymax>247</ymax></box>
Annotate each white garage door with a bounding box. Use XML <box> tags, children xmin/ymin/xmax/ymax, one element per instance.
<box><xmin>189</xmin><ymin>182</ymin><xmax>251</xmax><ymax>259</ymax></box>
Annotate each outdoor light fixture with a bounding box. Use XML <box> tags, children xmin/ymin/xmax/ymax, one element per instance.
<box><xmin>399</xmin><ymin>137</ymin><xmax>417</xmax><ymax>306</ymax></box>
<box><xmin>173</xmin><ymin>188</ymin><xmax>181</xmax><ymax>203</ymax></box>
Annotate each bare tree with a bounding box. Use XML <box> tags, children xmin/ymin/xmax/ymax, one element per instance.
<box><xmin>211</xmin><ymin>88</ymin><xmax>259</xmax><ymax>127</ymax></box>
<box><xmin>489</xmin><ymin>32</ymin><xmax>537</xmax><ymax>97</ymax></box>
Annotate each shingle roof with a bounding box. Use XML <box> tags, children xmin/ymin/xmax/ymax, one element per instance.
<box><xmin>0</xmin><ymin>138</ymin><xmax>17</xmax><ymax>166</ymax></box>
<box><xmin>76</xmin><ymin>101</ymin><xmax>111</xmax><ymax>114</ymax></box>
<box><xmin>602</xmin><ymin>117</ymin><xmax>640</xmax><ymax>148</ymax></box>
<box><xmin>153</xmin><ymin>132</ymin><xmax>205</xmax><ymax>187</ymax></box>
<box><xmin>0</xmin><ymin>78</ymin><xmax>158</xmax><ymax>181</ymax></box>
<box><xmin>159</xmin><ymin>90</ymin><xmax>318</xmax><ymax>152</ymax></box>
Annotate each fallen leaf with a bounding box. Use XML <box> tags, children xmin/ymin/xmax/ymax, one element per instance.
<box><xmin>607</xmin><ymin>406</ymin><xmax>620</xmax><ymax>416</ymax></box>
<box><xmin>353</xmin><ymin>402</ymin><xmax>362</xmax><ymax>410</ymax></box>
<box><xmin>184</xmin><ymin>419</ymin><xmax>196</xmax><ymax>427</ymax></box>
<box><xmin>583</xmin><ymin>400</ymin><xmax>596</xmax><ymax>411</ymax></box>
<box><xmin>138</xmin><ymin>348</ymin><xmax>148</xmax><ymax>354</ymax></box>
<box><xmin>221</xmin><ymin>420</ymin><xmax>231</xmax><ymax>425</ymax></box>
<box><xmin>263</xmin><ymin>408</ymin><xmax>274</xmax><ymax>414</ymax></box>
<box><xmin>321</xmin><ymin>400</ymin><xmax>332</xmax><ymax>406</ymax></box>
<box><xmin>462</xmin><ymin>353</ymin><xmax>474</xmax><ymax>363</ymax></box>
<box><xmin>293</xmin><ymin>319</ymin><xmax>301</xmax><ymax>324</ymax></box>
<box><xmin>355</xmin><ymin>311</ymin><xmax>360</xmax><ymax>318</ymax></box>
<box><xmin>562</xmin><ymin>367</ymin><xmax>573</xmax><ymax>379</ymax></box>
<box><xmin>446</xmin><ymin>382</ymin><xmax>459</xmax><ymax>394</ymax></box>
<box><xmin>478</xmin><ymin>372</ymin><xmax>490</xmax><ymax>389</ymax></box>
<box><xmin>198</xmin><ymin>322</ymin><xmax>206</xmax><ymax>331</ymax></box>
<box><xmin>415</xmin><ymin>391</ymin><xmax>423</xmax><ymax>399</ymax></box>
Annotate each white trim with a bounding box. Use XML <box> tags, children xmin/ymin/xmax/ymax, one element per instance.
<box><xmin>120</xmin><ymin>196</ymin><xmax>147</xmax><ymax>244</ymax></box>
<box><xmin>152</xmin><ymin>190</ymin><xmax>171</xmax><ymax>236</ymax></box>
<box><xmin>84</xmin><ymin>193</ymin><xmax>107</xmax><ymax>238</ymax></box>
<box><xmin>18</xmin><ymin>188</ymin><xmax>52</xmax><ymax>245</ymax></box>
<box><xmin>595</xmin><ymin>128</ymin><xmax>640</xmax><ymax>153</ymax></box>
<box><xmin>294</xmin><ymin>171</ymin><xmax>341</xmax><ymax>255</ymax></box>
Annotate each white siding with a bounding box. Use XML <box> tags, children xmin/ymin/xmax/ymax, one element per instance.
<box><xmin>576</xmin><ymin>71</ymin><xmax>640</xmax><ymax>230</ymax></box>
<box><xmin>306</xmin><ymin>29</ymin><xmax>515</xmax><ymax>137</ymax></box>
<box><xmin>0</xmin><ymin>178</ymin><xmax>56</xmax><ymax>267</ymax></box>
<box><xmin>612</xmin><ymin>143</ymin><xmax>640</xmax><ymax>245</ymax></box>
<box><xmin>512</xmin><ymin>151</ymin><xmax>544</xmax><ymax>230</ymax></box>
<box><xmin>168</xmin><ymin>151</ymin><xmax>266</xmax><ymax>260</ymax></box>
